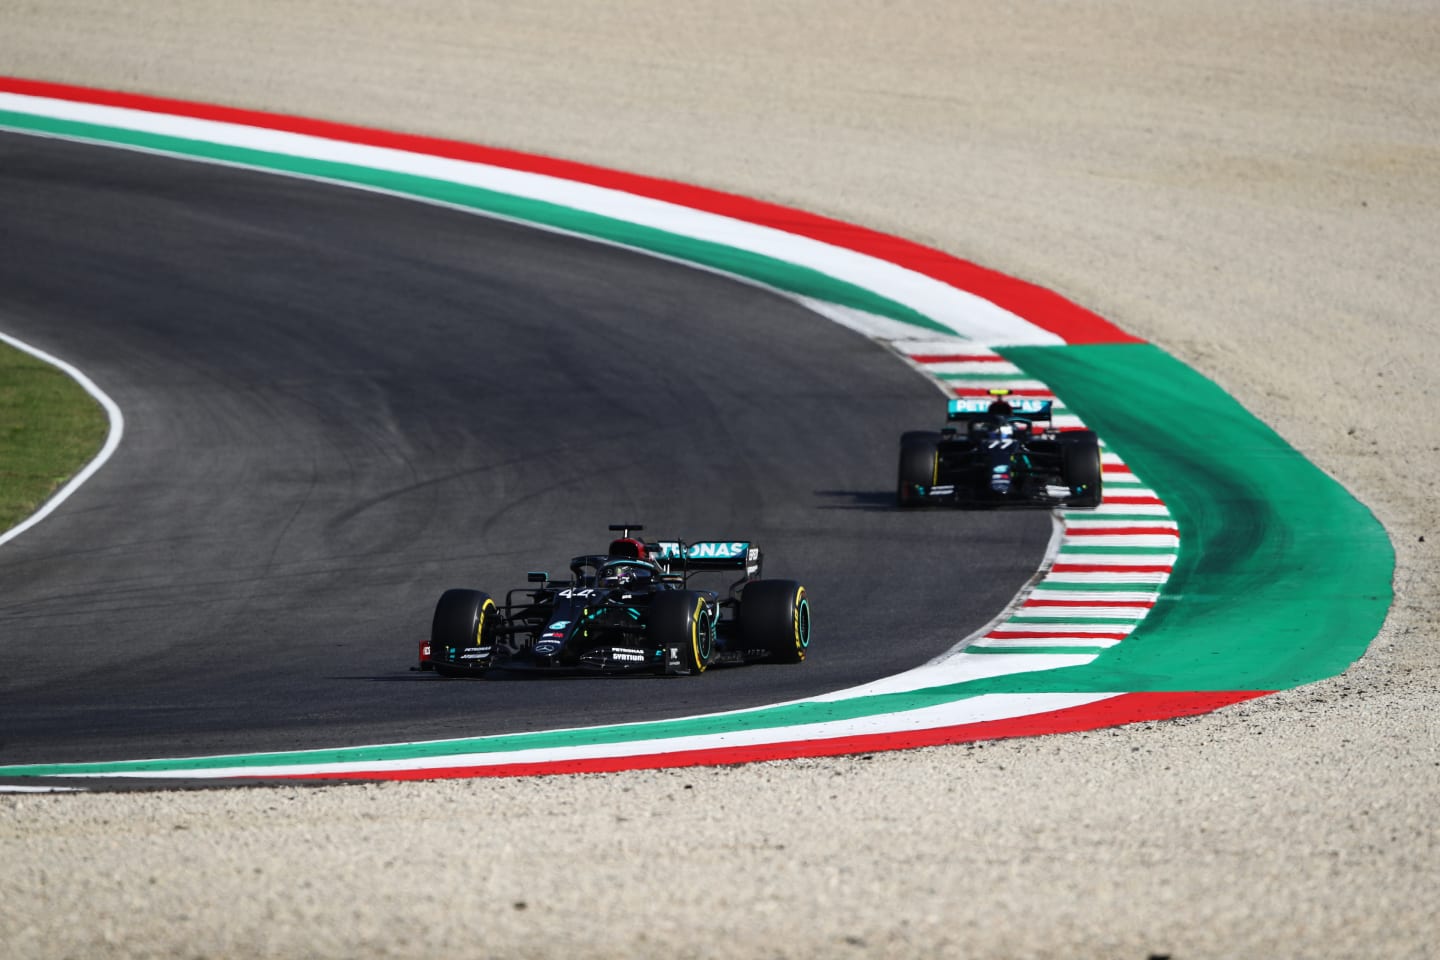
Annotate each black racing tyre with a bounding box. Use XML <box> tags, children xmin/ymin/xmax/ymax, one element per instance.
<box><xmin>901</xmin><ymin>429</ymin><xmax>941</xmax><ymax>444</ymax></box>
<box><xmin>1060</xmin><ymin>431</ymin><xmax>1103</xmax><ymax>508</ymax></box>
<box><xmin>740</xmin><ymin>579</ymin><xmax>811</xmax><ymax>664</ymax></box>
<box><xmin>430</xmin><ymin>589</ymin><xmax>498</xmax><ymax>677</ymax></box>
<box><xmin>648</xmin><ymin>590</ymin><xmax>715</xmax><ymax>675</ymax></box>
<box><xmin>897</xmin><ymin>431</ymin><xmax>941</xmax><ymax>508</ymax></box>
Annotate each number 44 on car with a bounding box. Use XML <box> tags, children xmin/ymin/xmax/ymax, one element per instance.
<box><xmin>421</xmin><ymin>525</ymin><xmax>811</xmax><ymax>677</ymax></box>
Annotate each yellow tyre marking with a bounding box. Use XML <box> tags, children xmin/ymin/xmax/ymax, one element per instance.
<box><xmin>690</xmin><ymin>597</ymin><xmax>708</xmax><ymax>673</ymax></box>
<box><xmin>475</xmin><ymin>598</ymin><xmax>497</xmax><ymax>645</ymax></box>
<box><xmin>792</xmin><ymin>586</ymin><xmax>809</xmax><ymax>660</ymax></box>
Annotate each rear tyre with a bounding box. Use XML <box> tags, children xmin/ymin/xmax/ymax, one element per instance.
<box><xmin>648</xmin><ymin>591</ymin><xmax>715</xmax><ymax>675</ymax></box>
<box><xmin>897</xmin><ymin>431</ymin><xmax>941</xmax><ymax>508</ymax></box>
<box><xmin>740</xmin><ymin>580</ymin><xmax>811</xmax><ymax>664</ymax></box>
<box><xmin>1060</xmin><ymin>431</ymin><xmax>1103</xmax><ymax>508</ymax></box>
<box><xmin>430</xmin><ymin>589</ymin><xmax>497</xmax><ymax>677</ymax></box>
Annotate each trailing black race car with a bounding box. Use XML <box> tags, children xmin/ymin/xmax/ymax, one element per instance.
<box><xmin>897</xmin><ymin>390</ymin><xmax>1103</xmax><ymax>508</ymax></box>
<box><xmin>421</xmin><ymin>525</ymin><xmax>811</xmax><ymax>677</ymax></box>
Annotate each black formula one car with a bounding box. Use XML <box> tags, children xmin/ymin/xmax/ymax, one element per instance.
<box><xmin>897</xmin><ymin>391</ymin><xmax>1102</xmax><ymax>508</ymax></box>
<box><xmin>421</xmin><ymin>525</ymin><xmax>811</xmax><ymax>677</ymax></box>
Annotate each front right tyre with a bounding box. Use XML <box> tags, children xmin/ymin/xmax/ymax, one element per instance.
<box><xmin>1059</xmin><ymin>431</ymin><xmax>1103</xmax><ymax>508</ymax></box>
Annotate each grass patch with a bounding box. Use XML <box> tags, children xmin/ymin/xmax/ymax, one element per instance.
<box><xmin>0</xmin><ymin>341</ymin><xmax>109</xmax><ymax>535</ymax></box>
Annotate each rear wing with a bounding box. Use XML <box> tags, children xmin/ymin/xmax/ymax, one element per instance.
<box><xmin>947</xmin><ymin>396</ymin><xmax>1053</xmax><ymax>422</ymax></box>
<box><xmin>652</xmin><ymin>540</ymin><xmax>762</xmax><ymax>578</ymax></box>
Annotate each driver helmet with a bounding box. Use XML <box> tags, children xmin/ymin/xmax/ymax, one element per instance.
<box><xmin>987</xmin><ymin>398</ymin><xmax>1014</xmax><ymax>419</ymax></box>
<box><xmin>607</xmin><ymin>564</ymin><xmax>650</xmax><ymax>588</ymax></box>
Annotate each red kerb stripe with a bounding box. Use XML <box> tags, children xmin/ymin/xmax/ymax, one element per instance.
<box><xmin>1050</xmin><ymin>563</ymin><xmax>1174</xmax><ymax>574</ymax></box>
<box><xmin>909</xmin><ymin>353</ymin><xmax>1006</xmax><ymax>364</ymax></box>
<box><xmin>984</xmin><ymin>630</ymin><xmax>1132</xmax><ymax>640</ymax></box>
<box><xmin>1023</xmin><ymin>599</ymin><xmax>1156</xmax><ymax>608</ymax></box>
<box><xmin>950</xmin><ymin>387</ymin><xmax>1056</xmax><ymax>398</ymax></box>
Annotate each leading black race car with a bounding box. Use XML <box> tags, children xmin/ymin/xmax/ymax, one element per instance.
<box><xmin>897</xmin><ymin>390</ymin><xmax>1103</xmax><ymax>509</ymax></box>
<box><xmin>421</xmin><ymin>525</ymin><xmax>811</xmax><ymax>677</ymax></box>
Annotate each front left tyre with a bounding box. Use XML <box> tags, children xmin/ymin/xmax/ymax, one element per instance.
<box><xmin>430</xmin><ymin>588</ymin><xmax>497</xmax><ymax>677</ymax></box>
<box><xmin>648</xmin><ymin>590</ymin><xmax>715</xmax><ymax>675</ymax></box>
<box><xmin>898</xmin><ymin>431</ymin><xmax>941</xmax><ymax>508</ymax></box>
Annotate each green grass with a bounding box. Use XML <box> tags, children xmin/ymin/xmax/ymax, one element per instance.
<box><xmin>0</xmin><ymin>341</ymin><xmax>109</xmax><ymax>534</ymax></box>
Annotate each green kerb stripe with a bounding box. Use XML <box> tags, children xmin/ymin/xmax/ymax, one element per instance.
<box><xmin>1035</xmin><ymin>581</ymin><xmax>1162</xmax><ymax>591</ymax></box>
<box><xmin>982</xmin><ymin>343</ymin><xmax>1392</xmax><ymax>693</ymax></box>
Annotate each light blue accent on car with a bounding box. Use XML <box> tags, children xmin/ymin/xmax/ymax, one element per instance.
<box><xmin>652</xmin><ymin>540</ymin><xmax>750</xmax><ymax>560</ymax></box>
<box><xmin>948</xmin><ymin>396</ymin><xmax>1050</xmax><ymax>416</ymax></box>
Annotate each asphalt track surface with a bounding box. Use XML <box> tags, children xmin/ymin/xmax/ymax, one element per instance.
<box><xmin>0</xmin><ymin>131</ymin><xmax>1053</xmax><ymax>768</ymax></box>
